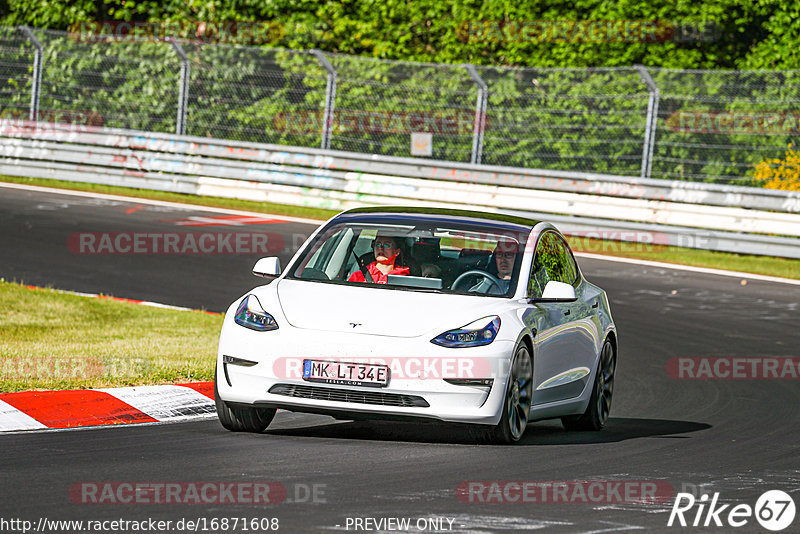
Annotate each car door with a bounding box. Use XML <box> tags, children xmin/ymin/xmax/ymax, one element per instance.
<box><xmin>557</xmin><ymin>235</ymin><xmax>602</xmax><ymax>381</ymax></box>
<box><xmin>524</xmin><ymin>231</ymin><xmax>595</xmax><ymax>405</ymax></box>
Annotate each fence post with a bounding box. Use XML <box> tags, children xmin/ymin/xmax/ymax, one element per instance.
<box><xmin>169</xmin><ymin>38</ymin><xmax>190</xmax><ymax>136</ymax></box>
<box><xmin>311</xmin><ymin>50</ymin><xmax>337</xmax><ymax>151</ymax></box>
<box><xmin>19</xmin><ymin>26</ymin><xmax>43</xmax><ymax>121</ymax></box>
<box><xmin>635</xmin><ymin>65</ymin><xmax>659</xmax><ymax>179</ymax></box>
<box><xmin>464</xmin><ymin>64</ymin><xmax>488</xmax><ymax>165</ymax></box>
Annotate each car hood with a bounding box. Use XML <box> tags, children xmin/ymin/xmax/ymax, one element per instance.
<box><xmin>275</xmin><ymin>279</ymin><xmax>500</xmax><ymax>338</ymax></box>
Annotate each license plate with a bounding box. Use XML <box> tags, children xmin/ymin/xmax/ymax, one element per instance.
<box><xmin>302</xmin><ymin>359</ymin><xmax>390</xmax><ymax>388</ymax></box>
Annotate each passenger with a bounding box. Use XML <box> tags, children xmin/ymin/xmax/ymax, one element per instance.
<box><xmin>348</xmin><ymin>235</ymin><xmax>410</xmax><ymax>284</ymax></box>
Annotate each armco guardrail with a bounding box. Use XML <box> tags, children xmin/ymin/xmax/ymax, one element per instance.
<box><xmin>1</xmin><ymin>121</ymin><xmax>800</xmax><ymax>259</ymax></box>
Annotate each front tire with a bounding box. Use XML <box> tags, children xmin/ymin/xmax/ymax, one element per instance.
<box><xmin>489</xmin><ymin>342</ymin><xmax>533</xmax><ymax>444</ymax></box>
<box><xmin>562</xmin><ymin>338</ymin><xmax>615</xmax><ymax>431</ymax></box>
<box><xmin>215</xmin><ymin>366</ymin><xmax>276</xmax><ymax>433</ymax></box>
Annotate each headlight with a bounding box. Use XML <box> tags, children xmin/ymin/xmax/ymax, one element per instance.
<box><xmin>431</xmin><ymin>316</ymin><xmax>500</xmax><ymax>348</ymax></box>
<box><xmin>234</xmin><ymin>294</ymin><xmax>278</xmax><ymax>331</ymax></box>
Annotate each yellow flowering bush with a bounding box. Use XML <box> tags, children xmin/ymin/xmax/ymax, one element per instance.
<box><xmin>753</xmin><ymin>145</ymin><xmax>800</xmax><ymax>191</ymax></box>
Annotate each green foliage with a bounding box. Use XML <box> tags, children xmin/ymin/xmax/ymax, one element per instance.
<box><xmin>479</xmin><ymin>67</ymin><xmax>650</xmax><ymax>174</ymax></box>
<box><xmin>184</xmin><ymin>43</ymin><xmax>327</xmax><ymax>146</ymax></box>
<box><xmin>2</xmin><ymin>1</ymin><xmax>799</xmax><ymax>183</ymax></box>
<box><xmin>650</xmin><ymin>69</ymin><xmax>800</xmax><ymax>183</ymax></box>
<box><xmin>740</xmin><ymin>1</ymin><xmax>800</xmax><ymax>70</ymax></box>
<box><xmin>2</xmin><ymin>0</ymin><xmax>798</xmax><ymax>69</ymax></box>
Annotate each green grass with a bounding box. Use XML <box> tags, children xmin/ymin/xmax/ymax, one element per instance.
<box><xmin>2</xmin><ymin>175</ymin><xmax>799</xmax><ymax>280</ymax></box>
<box><xmin>0</xmin><ymin>281</ymin><xmax>222</xmax><ymax>392</ymax></box>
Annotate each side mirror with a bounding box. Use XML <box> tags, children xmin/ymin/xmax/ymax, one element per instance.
<box><xmin>535</xmin><ymin>281</ymin><xmax>577</xmax><ymax>302</ymax></box>
<box><xmin>253</xmin><ymin>257</ymin><xmax>281</xmax><ymax>278</ymax></box>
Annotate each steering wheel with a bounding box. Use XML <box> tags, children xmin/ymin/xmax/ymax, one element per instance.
<box><xmin>451</xmin><ymin>270</ymin><xmax>504</xmax><ymax>293</ymax></box>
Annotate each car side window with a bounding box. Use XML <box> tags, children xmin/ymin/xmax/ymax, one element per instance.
<box><xmin>341</xmin><ymin>232</ymin><xmax>374</xmax><ymax>279</ymax></box>
<box><xmin>554</xmin><ymin>235</ymin><xmax>579</xmax><ymax>285</ymax></box>
<box><xmin>300</xmin><ymin>227</ymin><xmax>354</xmax><ymax>280</ymax></box>
<box><xmin>528</xmin><ymin>233</ymin><xmax>552</xmax><ymax>298</ymax></box>
<box><xmin>528</xmin><ymin>232</ymin><xmax>577</xmax><ymax>297</ymax></box>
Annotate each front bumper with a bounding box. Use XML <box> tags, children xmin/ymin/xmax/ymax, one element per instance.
<box><xmin>217</xmin><ymin>316</ymin><xmax>516</xmax><ymax>426</ymax></box>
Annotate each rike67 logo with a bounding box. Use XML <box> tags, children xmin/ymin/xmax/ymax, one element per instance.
<box><xmin>668</xmin><ymin>490</ymin><xmax>796</xmax><ymax>531</ymax></box>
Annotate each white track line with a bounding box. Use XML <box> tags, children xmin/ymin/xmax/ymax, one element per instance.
<box><xmin>3</xmin><ymin>181</ymin><xmax>798</xmax><ymax>286</ymax></box>
<box><xmin>0</xmin><ymin>181</ymin><xmax>324</xmax><ymax>225</ymax></box>
<box><xmin>575</xmin><ymin>252</ymin><xmax>800</xmax><ymax>286</ymax></box>
<box><xmin>24</xmin><ymin>285</ymin><xmax>219</xmax><ymax>314</ymax></box>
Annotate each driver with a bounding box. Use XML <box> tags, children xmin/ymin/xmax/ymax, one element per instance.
<box><xmin>348</xmin><ymin>234</ymin><xmax>410</xmax><ymax>284</ymax></box>
<box><xmin>470</xmin><ymin>239</ymin><xmax>518</xmax><ymax>294</ymax></box>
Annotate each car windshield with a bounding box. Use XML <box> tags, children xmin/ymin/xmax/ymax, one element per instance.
<box><xmin>287</xmin><ymin>220</ymin><xmax>527</xmax><ymax>297</ymax></box>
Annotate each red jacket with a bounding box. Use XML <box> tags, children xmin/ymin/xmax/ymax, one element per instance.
<box><xmin>348</xmin><ymin>261</ymin><xmax>410</xmax><ymax>284</ymax></box>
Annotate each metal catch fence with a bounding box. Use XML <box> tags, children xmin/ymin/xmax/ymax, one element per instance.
<box><xmin>1</xmin><ymin>25</ymin><xmax>799</xmax><ymax>185</ymax></box>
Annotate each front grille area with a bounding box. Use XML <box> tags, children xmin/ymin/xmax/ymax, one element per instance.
<box><xmin>268</xmin><ymin>384</ymin><xmax>430</xmax><ymax>408</ymax></box>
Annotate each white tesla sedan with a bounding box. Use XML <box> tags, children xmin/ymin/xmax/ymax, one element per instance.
<box><xmin>215</xmin><ymin>207</ymin><xmax>617</xmax><ymax>443</ymax></box>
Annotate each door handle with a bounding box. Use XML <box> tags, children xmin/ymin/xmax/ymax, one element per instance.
<box><xmin>564</xmin><ymin>309</ymin><xmax>571</xmax><ymax>316</ymax></box>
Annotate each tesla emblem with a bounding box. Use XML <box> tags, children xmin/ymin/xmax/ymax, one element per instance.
<box><xmin>349</xmin><ymin>322</ymin><xmax>362</xmax><ymax>328</ymax></box>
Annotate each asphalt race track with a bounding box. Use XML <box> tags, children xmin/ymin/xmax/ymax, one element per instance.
<box><xmin>1</xmin><ymin>184</ymin><xmax>799</xmax><ymax>533</ymax></box>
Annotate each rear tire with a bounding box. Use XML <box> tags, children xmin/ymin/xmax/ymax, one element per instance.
<box><xmin>487</xmin><ymin>342</ymin><xmax>533</xmax><ymax>444</ymax></box>
<box><xmin>562</xmin><ymin>339</ymin><xmax>615</xmax><ymax>431</ymax></box>
<box><xmin>215</xmin><ymin>366</ymin><xmax>276</xmax><ymax>433</ymax></box>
